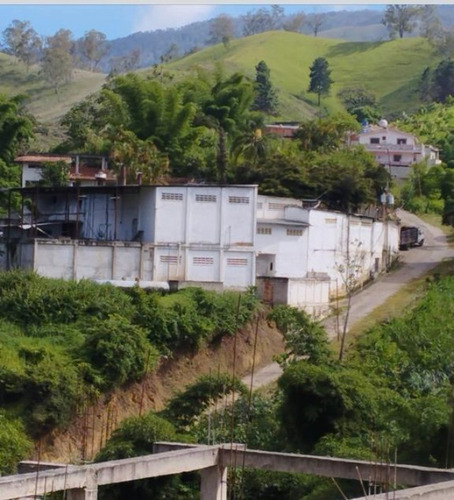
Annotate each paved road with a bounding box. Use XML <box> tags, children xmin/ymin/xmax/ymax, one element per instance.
<box><xmin>244</xmin><ymin>210</ymin><xmax>454</xmax><ymax>390</ymax></box>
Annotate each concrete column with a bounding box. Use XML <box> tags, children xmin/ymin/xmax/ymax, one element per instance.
<box><xmin>67</xmin><ymin>486</ymin><xmax>97</xmax><ymax>500</ymax></box>
<box><xmin>67</xmin><ymin>489</ymin><xmax>85</xmax><ymax>500</ymax></box>
<box><xmin>200</xmin><ymin>465</ymin><xmax>227</xmax><ymax>500</ymax></box>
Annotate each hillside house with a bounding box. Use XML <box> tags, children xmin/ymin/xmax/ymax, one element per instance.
<box><xmin>1</xmin><ymin>184</ymin><xmax>257</xmax><ymax>291</ymax></box>
<box><xmin>15</xmin><ymin>153</ymin><xmax>115</xmax><ymax>187</ymax></box>
<box><xmin>263</xmin><ymin>123</ymin><xmax>299</xmax><ymax>138</ymax></box>
<box><xmin>255</xmin><ymin>195</ymin><xmax>399</xmax><ymax>316</ymax></box>
<box><xmin>349</xmin><ymin>120</ymin><xmax>440</xmax><ymax>179</ymax></box>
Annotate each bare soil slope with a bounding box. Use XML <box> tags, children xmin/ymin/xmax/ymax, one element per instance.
<box><xmin>38</xmin><ymin>313</ymin><xmax>284</xmax><ymax>463</ymax></box>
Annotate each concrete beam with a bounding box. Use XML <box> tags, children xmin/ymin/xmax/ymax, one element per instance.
<box><xmin>0</xmin><ymin>447</ymin><xmax>219</xmax><ymax>500</ymax></box>
<box><xmin>219</xmin><ymin>448</ymin><xmax>454</xmax><ymax>487</ymax></box>
<box><xmin>154</xmin><ymin>442</ymin><xmax>454</xmax><ymax>487</ymax></box>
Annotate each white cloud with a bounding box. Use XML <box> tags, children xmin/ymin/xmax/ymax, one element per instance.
<box><xmin>133</xmin><ymin>5</ymin><xmax>216</xmax><ymax>33</ymax></box>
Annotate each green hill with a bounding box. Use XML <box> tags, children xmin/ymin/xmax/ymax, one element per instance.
<box><xmin>166</xmin><ymin>31</ymin><xmax>440</xmax><ymax>121</ymax></box>
<box><xmin>0</xmin><ymin>53</ymin><xmax>106</xmax><ymax>123</ymax></box>
<box><xmin>0</xmin><ymin>31</ymin><xmax>441</xmax><ymax>127</ymax></box>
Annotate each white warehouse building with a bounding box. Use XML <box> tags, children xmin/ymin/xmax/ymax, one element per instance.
<box><xmin>2</xmin><ymin>184</ymin><xmax>257</xmax><ymax>291</ymax></box>
<box><xmin>255</xmin><ymin>195</ymin><xmax>399</xmax><ymax>316</ymax></box>
<box><xmin>1</xmin><ymin>185</ymin><xmax>399</xmax><ymax>316</ymax></box>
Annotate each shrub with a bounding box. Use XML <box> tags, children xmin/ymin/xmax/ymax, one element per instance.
<box><xmin>81</xmin><ymin>314</ymin><xmax>157</xmax><ymax>389</ymax></box>
<box><xmin>0</xmin><ymin>411</ymin><xmax>32</xmax><ymax>474</ymax></box>
<box><xmin>162</xmin><ymin>373</ymin><xmax>247</xmax><ymax>430</ymax></box>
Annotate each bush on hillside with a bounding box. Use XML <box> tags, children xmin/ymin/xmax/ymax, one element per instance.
<box><xmin>81</xmin><ymin>314</ymin><xmax>157</xmax><ymax>390</ymax></box>
<box><xmin>0</xmin><ymin>411</ymin><xmax>32</xmax><ymax>475</ymax></box>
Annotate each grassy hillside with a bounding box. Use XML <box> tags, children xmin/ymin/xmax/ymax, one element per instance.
<box><xmin>0</xmin><ymin>53</ymin><xmax>106</xmax><ymax>123</ymax></box>
<box><xmin>167</xmin><ymin>31</ymin><xmax>439</xmax><ymax>120</ymax></box>
<box><xmin>0</xmin><ymin>32</ymin><xmax>440</xmax><ymax>127</ymax></box>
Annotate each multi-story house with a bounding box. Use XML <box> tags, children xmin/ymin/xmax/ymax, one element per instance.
<box><xmin>349</xmin><ymin>120</ymin><xmax>441</xmax><ymax>179</ymax></box>
<box><xmin>15</xmin><ymin>153</ymin><xmax>115</xmax><ymax>187</ymax></box>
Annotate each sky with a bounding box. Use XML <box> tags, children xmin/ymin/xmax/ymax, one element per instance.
<box><xmin>0</xmin><ymin>3</ymin><xmax>388</xmax><ymax>41</ymax></box>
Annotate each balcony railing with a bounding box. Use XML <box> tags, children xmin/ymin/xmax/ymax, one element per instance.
<box><xmin>364</xmin><ymin>143</ymin><xmax>423</xmax><ymax>153</ymax></box>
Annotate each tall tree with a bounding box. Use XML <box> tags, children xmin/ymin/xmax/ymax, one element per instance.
<box><xmin>208</xmin><ymin>14</ymin><xmax>234</xmax><ymax>48</ymax></box>
<box><xmin>283</xmin><ymin>12</ymin><xmax>306</xmax><ymax>33</ymax></box>
<box><xmin>81</xmin><ymin>29</ymin><xmax>108</xmax><ymax>71</ymax></box>
<box><xmin>418</xmin><ymin>4</ymin><xmax>441</xmax><ymax>41</ymax></box>
<box><xmin>308</xmin><ymin>57</ymin><xmax>333</xmax><ymax>107</ymax></box>
<box><xmin>307</xmin><ymin>13</ymin><xmax>325</xmax><ymax>37</ymax></box>
<box><xmin>270</xmin><ymin>4</ymin><xmax>285</xmax><ymax>29</ymax></box>
<box><xmin>382</xmin><ymin>5</ymin><xmax>420</xmax><ymax>39</ymax></box>
<box><xmin>2</xmin><ymin>20</ymin><xmax>41</xmax><ymax>70</ymax></box>
<box><xmin>41</xmin><ymin>29</ymin><xmax>74</xmax><ymax>96</ymax></box>
<box><xmin>242</xmin><ymin>8</ymin><xmax>274</xmax><ymax>36</ymax></box>
<box><xmin>432</xmin><ymin>60</ymin><xmax>454</xmax><ymax>103</ymax></box>
<box><xmin>251</xmin><ymin>60</ymin><xmax>278</xmax><ymax>115</ymax></box>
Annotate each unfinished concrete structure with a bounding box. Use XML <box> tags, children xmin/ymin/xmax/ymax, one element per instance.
<box><xmin>4</xmin><ymin>442</ymin><xmax>454</xmax><ymax>500</ymax></box>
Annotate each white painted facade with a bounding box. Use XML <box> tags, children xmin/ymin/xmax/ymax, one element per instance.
<box><xmin>6</xmin><ymin>185</ymin><xmax>257</xmax><ymax>291</ymax></box>
<box><xmin>350</xmin><ymin>123</ymin><xmax>441</xmax><ymax>180</ymax></box>
<box><xmin>255</xmin><ymin>195</ymin><xmax>399</xmax><ymax>316</ymax></box>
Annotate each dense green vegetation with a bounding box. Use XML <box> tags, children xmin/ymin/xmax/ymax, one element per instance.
<box><xmin>0</xmin><ymin>270</ymin><xmax>258</xmax><ymax>472</ymax></box>
<box><xmin>94</xmin><ymin>273</ymin><xmax>454</xmax><ymax>499</ymax></box>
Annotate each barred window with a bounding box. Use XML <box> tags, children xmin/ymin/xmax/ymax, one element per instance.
<box><xmin>193</xmin><ymin>256</ymin><xmax>214</xmax><ymax>265</ymax></box>
<box><xmin>229</xmin><ymin>196</ymin><xmax>249</xmax><ymax>204</ymax></box>
<box><xmin>227</xmin><ymin>258</ymin><xmax>248</xmax><ymax>266</ymax></box>
<box><xmin>195</xmin><ymin>194</ymin><xmax>217</xmax><ymax>203</ymax></box>
<box><xmin>269</xmin><ymin>202</ymin><xmax>285</xmax><ymax>210</ymax></box>
<box><xmin>256</xmin><ymin>202</ymin><xmax>263</xmax><ymax>209</ymax></box>
<box><xmin>286</xmin><ymin>229</ymin><xmax>303</xmax><ymax>237</ymax></box>
<box><xmin>162</xmin><ymin>192</ymin><xmax>183</xmax><ymax>201</ymax></box>
<box><xmin>160</xmin><ymin>255</ymin><xmax>181</xmax><ymax>264</ymax></box>
<box><xmin>257</xmin><ymin>227</ymin><xmax>272</xmax><ymax>235</ymax></box>
<box><xmin>324</xmin><ymin>218</ymin><xmax>337</xmax><ymax>224</ymax></box>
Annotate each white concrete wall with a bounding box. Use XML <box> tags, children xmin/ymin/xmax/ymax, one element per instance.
<box><xmin>31</xmin><ymin>240</ymin><xmax>144</xmax><ymax>282</ymax></box>
<box><xmin>256</xmin><ymin>223</ymin><xmax>308</xmax><ymax>278</ymax></box>
<box><xmin>287</xmin><ymin>279</ymin><xmax>331</xmax><ymax>318</ymax></box>
<box><xmin>21</xmin><ymin>164</ymin><xmax>43</xmax><ymax>187</ymax></box>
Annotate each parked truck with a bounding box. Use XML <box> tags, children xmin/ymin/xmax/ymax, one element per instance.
<box><xmin>399</xmin><ymin>226</ymin><xmax>424</xmax><ymax>250</ymax></box>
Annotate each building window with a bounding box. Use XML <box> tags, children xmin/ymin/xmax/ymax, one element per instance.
<box><xmin>393</xmin><ymin>154</ymin><xmax>402</xmax><ymax>162</ymax></box>
<box><xmin>269</xmin><ymin>202</ymin><xmax>285</xmax><ymax>210</ymax></box>
<box><xmin>286</xmin><ymin>228</ymin><xmax>303</xmax><ymax>236</ymax></box>
<box><xmin>227</xmin><ymin>258</ymin><xmax>248</xmax><ymax>266</ymax></box>
<box><xmin>370</xmin><ymin>138</ymin><xmax>380</xmax><ymax>144</ymax></box>
<box><xmin>397</xmin><ymin>138</ymin><xmax>407</xmax><ymax>145</ymax></box>
<box><xmin>257</xmin><ymin>227</ymin><xmax>272</xmax><ymax>235</ymax></box>
<box><xmin>193</xmin><ymin>256</ymin><xmax>214</xmax><ymax>265</ymax></box>
<box><xmin>229</xmin><ymin>196</ymin><xmax>249</xmax><ymax>204</ymax></box>
<box><xmin>324</xmin><ymin>218</ymin><xmax>337</xmax><ymax>224</ymax></box>
<box><xmin>160</xmin><ymin>255</ymin><xmax>181</xmax><ymax>264</ymax></box>
<box><xmin>195</xmin><ymin>194</ymin><xmax>216</xmax><ymax>203</ymax></box>
<box><xmin>162</xmin><ymin>192</ymin><xmax>183</xmax><ymax>201</ymax></box>
<box><xmin>257</xmin><ymin>202</ymin><xmax>263</xmax><ymax>209</ymax></box>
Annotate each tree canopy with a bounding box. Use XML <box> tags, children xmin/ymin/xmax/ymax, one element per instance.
<box><xmin>382</xmin><ymin>5</ymin><xmax>421</xmax><ymax>39</ymax></box>
<box><xmin>308</xmin><ymin>57</ymin><xmax>333</xmax><ymax>106</ymax></box>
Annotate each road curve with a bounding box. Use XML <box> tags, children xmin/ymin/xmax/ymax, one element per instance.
<box><xmin>244</xmin><ymin>209</ymin><xmax>454</xmax><ymax>390</ymax></box>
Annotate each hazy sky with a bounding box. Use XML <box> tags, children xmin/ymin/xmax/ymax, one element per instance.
<box><xmin>0</xmin><ymin>4</ymin><xmax>386</xmax><ymax>41</ymax></box>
